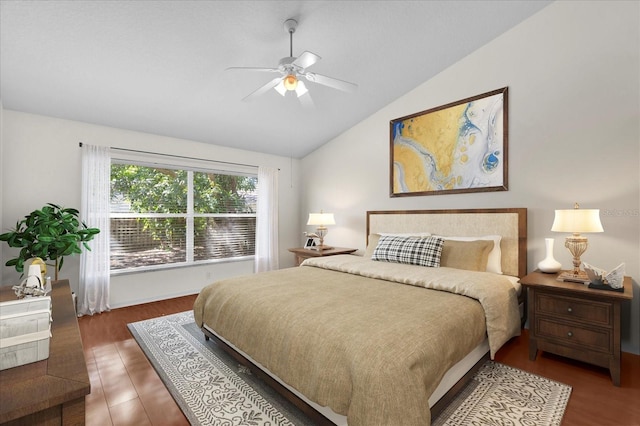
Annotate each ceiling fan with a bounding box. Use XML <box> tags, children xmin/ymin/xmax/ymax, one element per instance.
<box><xmin>226</xmin><ymin>18</ymin><xmax>358</xmax><ymax>106</ymax></box>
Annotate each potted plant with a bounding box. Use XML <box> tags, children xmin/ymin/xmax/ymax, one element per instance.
<box><xmin>0</xmin><ymin>203</ymin><xmax>100</xmax><ymax>280</ymax></box>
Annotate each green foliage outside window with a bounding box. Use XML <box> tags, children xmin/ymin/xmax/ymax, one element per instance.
<box><xmin>111</xmin><ymin>165</ymin><xmax>256</xmax><ymax>214</ymax></box>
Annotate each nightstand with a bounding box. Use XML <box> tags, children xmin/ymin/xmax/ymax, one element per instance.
<box><xmin>520</xmin><ymin>270</ymin><xmax>633</xmax><ymax>386</ymax></box>
<box><xmin>288</xmin><ymin>247</ymin><xmax>357</xmax><ymax>266</ymax></box>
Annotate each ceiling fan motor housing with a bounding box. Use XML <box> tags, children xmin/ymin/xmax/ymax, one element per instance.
<box><xmin>278</xmin><ymin>56</ymin><xmax>299</xmax><ymax>74</ymax></box>
<box><xmin>283</xmin><ymin>18</ymin><xmax>297</xmax><ymax>34</ymax></box>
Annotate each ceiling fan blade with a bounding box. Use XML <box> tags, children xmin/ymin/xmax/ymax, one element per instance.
<box><xmin>226</xmin><ymin>66</ymin><xmax>280</xmax><ymax>73</ymax></box>
<box><xmin>292</xmin><ymin>51</ymin><xmax>321</xmax><ymax>70</ymax></box>
<box><xmin>298</xmin><ymin>91</ymin><xmax>315</xmax><ymax>109</ymax></box>
<box><xmin>304</xmin><ymin>72</ymin><xmax>358</xmax><ymax>93</ymax></box>
<box><xmin>243</xmin><ymin>76</ymin><xmax>284</xmax><ymax>101</ymax></box>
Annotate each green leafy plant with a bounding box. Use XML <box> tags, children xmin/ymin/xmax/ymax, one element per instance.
<box><xmin>0</xmin><ymin>203</ymin><xmax>100</xmax><ymax>280</ymax></box>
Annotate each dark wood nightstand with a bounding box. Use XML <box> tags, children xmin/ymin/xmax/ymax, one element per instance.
<box><xmin>520</xmin><ymin>270</ymin><xmax>633</xmax><ymax>386</ymax></box>
<box><xmin>288</xmin><ymin>247</ymin><xmax>357</xmax><ymax>266</ymax></box>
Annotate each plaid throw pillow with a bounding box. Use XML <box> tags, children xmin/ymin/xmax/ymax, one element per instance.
<box><xmin>371</xmin><ymin>235</ymin><xmax>444</xmax><ymax>267</ymax></box>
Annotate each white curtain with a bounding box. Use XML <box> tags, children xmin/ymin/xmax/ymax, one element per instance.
<box><xmin>79</xmin><ymin>144</ymin><xmax>111</xmax><ymax>315</ymax></box>
<box><xmin>254</xmin><ymin>167</ymin><xmax>279</xmax><ymax>272</ymax></box>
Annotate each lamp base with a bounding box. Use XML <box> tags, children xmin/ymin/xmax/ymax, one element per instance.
<box><xmin>557</xmin><ymin>270</ymin><xmax>590</xmax><ymax>284</ymax></box>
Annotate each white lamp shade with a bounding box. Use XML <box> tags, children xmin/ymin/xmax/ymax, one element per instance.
<box><xmin>551</xmin><ymin>209</ymin><xmax>603</xmax><ymax>233</ymax></box>
<box><xmin>307</xmin><ymin>213</ymin><xmax>335</xmax><ymax>226</ymax></box>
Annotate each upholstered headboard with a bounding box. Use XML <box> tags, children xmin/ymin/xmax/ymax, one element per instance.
<box><xmin>366</xmin><ymin>208</ymin><xmax>527</xmax><ymax>277</ymax></box>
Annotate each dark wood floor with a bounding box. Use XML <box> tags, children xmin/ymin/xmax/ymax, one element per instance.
<box><xmin>78</xmin><ymin>294</ymin><xmax>640</xmax><ymax>425</ymax></box>
<box><xmin>79</xmin><ymin>294</ymin><xmax>196</xmax><ymax>426</ymax></box>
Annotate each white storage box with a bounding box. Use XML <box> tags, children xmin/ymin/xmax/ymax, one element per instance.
<box><xmin>0</xmin><ymin>296</ymin><xmax>52</xmax><ymax>370</ymax></box>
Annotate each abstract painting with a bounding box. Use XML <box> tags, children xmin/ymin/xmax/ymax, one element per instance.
<box><xmin>390</xmin><ymin>87</ymin><xmax>508</xmax><ymax>197</ymax></box>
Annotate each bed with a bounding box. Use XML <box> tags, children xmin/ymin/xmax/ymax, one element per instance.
<box><xmin>194</xmin><ymin>208</ymin><xmax>527</xmax><ymax>425</ymax></box>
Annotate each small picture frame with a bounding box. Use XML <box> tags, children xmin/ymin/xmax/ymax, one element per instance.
<box><xmin>304</xmin><ymin>238</ymin><xmax>316</xmax><ymax>249</ymax></box>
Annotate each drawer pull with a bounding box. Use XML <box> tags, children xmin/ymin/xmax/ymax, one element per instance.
<box><xmin>567</xmin><ymin>307</ymin><xmax>573</xmax><ymax>313</ymax></box>
<box><xmin>567</xmin><ymin>331</ymin><xmax>573</xmax><ymax>337</ymax></box>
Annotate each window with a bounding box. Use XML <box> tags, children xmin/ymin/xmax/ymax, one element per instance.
<box><xmin>110</xmin><ymin>162</ymin><xmax>257</xmax><ymax>272</ymax></box>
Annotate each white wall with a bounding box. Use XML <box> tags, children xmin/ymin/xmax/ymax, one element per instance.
<box><xmin>300</xmin><ymin>1</ymin><xmax>640</xmax><ymax>354</ymax></box>
<box><xmin>1</xmin><ymin>111</ymin><xmax>302</xmax><ymax>307</ymax></box>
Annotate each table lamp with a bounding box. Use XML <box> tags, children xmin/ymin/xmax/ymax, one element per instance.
<box><xmin>551</xmin><ymin>203</ymin><xmax>603</xmax><ymax>282</ymax></box>
<box><xmin>306</xmin><ymin>211</ymin><xmax>335</xmax><ymax>250</ymax></box>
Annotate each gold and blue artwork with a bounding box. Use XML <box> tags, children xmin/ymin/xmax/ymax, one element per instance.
<box><xmin>391</xmin><ymin>87</ymin><xmax>508</xmax><ymax>196</ymax></box>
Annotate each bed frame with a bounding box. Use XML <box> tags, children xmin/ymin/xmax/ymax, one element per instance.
<box><xmin>203</xmin><ymin>207</ymin><xmax>527</xmax><ymax>425</ymax></box>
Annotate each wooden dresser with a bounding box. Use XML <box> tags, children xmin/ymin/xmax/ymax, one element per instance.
<box><xmin>0</xmin><ymin>280</ymin><xmax>90</xmax><ymax>425</ymax></box>
<box><xmin>520</xmin><ymin>270</ymin><xmax>633</xmax><ymax>386</ymax></box>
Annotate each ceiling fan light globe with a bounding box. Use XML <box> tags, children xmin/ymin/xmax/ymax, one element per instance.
<box><xmin>274</xmin><ymin>80</ymin><xmax>287</xmax><ymax>96</ymax></box>
<box><xmin>295</xmin><ymin>81</ymin><xmax>309</xmax><ymax>97</ymax></box>
<box><xmin>283</xmin><ymin>74</ymin><xmax>298</xmax><ymax>91</ymax></box>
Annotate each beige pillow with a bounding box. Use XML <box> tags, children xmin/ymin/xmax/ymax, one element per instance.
<box><xmin>440</xmin><ymin>239</ymin><xmax>494</xmax><ymax>272</ymax></box>
<box><xmin>364</xmin><ymin>233</ymin><xmax>381</xmax><ymax>258</ymax></box>
<box><xmin>440</xmin><ymin>235</ymin><xmax>503</xmax><ymax>274</ymax></box>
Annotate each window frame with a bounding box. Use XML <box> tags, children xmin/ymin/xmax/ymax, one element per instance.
<box><xmin>109</xmin><ymin>158</ymin><xmax>257</xmax><ymax>275</ymax></box>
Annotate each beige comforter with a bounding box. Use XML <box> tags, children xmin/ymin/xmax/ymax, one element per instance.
<box><xmin>193</xmin><ymin>255</ymin><xmax>520</xmax><ymax>426</ymax></box>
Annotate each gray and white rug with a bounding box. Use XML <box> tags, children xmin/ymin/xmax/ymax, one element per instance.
<box><xmin>128</xmin><ymin>310</ymin><xmax>316</xmax><ymax>425</ymax></box>
<box><xmin>129</xmin><ymin>311</ymin><xmax>571</xmax><ymax>426</ymax></box>
<box><xmin>431</xmin><ymin>361</ymin><xmax>571</xmax><ymax>426</ymax></box>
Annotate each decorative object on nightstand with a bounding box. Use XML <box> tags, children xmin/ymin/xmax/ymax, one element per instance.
<box><xmin>537</xmin><ymin>238</ymin><xmax>562</xmax><ymax>273</ymax></box>
<box><xmin>551</xmin><ymin>203</ymin><xmax>603</xmax><ymax>283</ymax></box>
<box><xmin>306</xmin><ymin>211</ymin><xmax>335</xmax><ymax>250</ymax></box>
<box><xmin>303</xmin><ymin>237</ymin><xmax>316</xmax><ymax>249</ymax></box>
<box><xmin>520</xmin><ymin>270</ymin><xmax>633</xmax><ymax>386</ymax></box>
<box><xmin>583</xmin><ymin>261</ymin><xmax>625</xmax><ymax>291</ymax></box>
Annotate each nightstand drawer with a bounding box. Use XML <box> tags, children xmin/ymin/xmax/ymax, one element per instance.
<box><xmin>536</xmin><ymin>317</ymin><xmax>612</xmax><ymax>352</ymax></box>
<box><xmin>536</xmin><ymin>293</ymin><xmax>612</xmax><ymax>327</ymax></box>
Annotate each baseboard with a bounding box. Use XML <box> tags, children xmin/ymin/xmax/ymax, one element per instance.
<box><xmin>109</xmin><ymin>290</ymin><xmax>198</xmax><ymax>310</ymax></box>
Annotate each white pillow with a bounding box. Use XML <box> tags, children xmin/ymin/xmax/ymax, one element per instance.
<box><xmin>438</xmin><ymin>235</ymin><xmax>502</xmax><ymax>274</ymax></box>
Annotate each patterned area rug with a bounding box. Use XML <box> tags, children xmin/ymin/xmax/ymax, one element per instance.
<box><xmin>128</xmin><ymin>311</ymin><xmax>316</xmax><ymax>426</ymax></box>
<box><xmin>129</xmin><ymin>311</ymin><xmax>571</xmax><ymax>426</ymax></box>
<box><xmin>431</xmin><ymin>361</ymin><xmax>572</xmax><ymax>426</ymax></box>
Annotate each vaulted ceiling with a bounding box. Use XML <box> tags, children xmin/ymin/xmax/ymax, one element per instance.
<box><xmin>0</xmin><ymin>1</ymin><xmax>551</xmax><ymax>158</ymax></box>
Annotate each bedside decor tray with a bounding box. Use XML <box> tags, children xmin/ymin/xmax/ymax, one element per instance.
<box><xmin>587</xmin><ymin>282</ymin><xmax>624</xmax><ymax>292</ymax></box>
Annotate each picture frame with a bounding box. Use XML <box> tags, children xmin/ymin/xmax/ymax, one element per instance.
<box><xmin>303</xmin><ymin>238</ymin><xmax>317</xmax><ymax>249</ymax></box>
<box><xmin>390</xmin><ymin>87</ymin><xmax>508</xmax><ymax>197</ymax></box>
